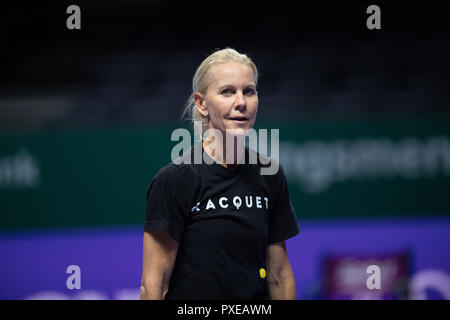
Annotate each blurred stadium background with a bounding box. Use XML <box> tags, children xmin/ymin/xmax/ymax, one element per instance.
<box><xmin>1</xmin><ymin>1</ymin><xmax>449</xmax><ymax>299</ymax></box>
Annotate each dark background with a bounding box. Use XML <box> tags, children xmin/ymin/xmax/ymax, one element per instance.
<box><xmin>2</xmin><ymin>1</ymin><xmax>449</xmax><ymax>130</ymax></box>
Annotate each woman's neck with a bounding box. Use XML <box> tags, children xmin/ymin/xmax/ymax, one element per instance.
<box><xmin>202</xmin><ymin>133</ymin><xmax>245</xmax><ymax>168</ymax></box>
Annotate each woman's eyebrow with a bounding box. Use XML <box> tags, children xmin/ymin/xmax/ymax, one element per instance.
<box><xmin>217</xmin><ymin>84</ymin><xmax>234</xmax><ymax>90</ymax></box>
<box><xmin>217</xmin><ymin>83</ymin><xmax>256</xmax><ymax>90</ymax></box>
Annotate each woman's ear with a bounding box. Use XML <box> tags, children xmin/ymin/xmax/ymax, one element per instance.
<box><xmin>194</xmin><ymin>92</ymin><xmax>208</xmax><ymax>117</ymax></box>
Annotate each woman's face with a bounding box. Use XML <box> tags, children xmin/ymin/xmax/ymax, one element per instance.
<box><xmin>196</xmin><ymin>61</ymin><xmax>258</xmax><ymax>136</ymax></box>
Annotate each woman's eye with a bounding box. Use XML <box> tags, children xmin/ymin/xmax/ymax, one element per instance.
<box><xmin>221</xmin><ymin>89</ymin><xmax>233</xmax><ymax>95</ymax></box>
<box><xmin>244</xmin><ymin>88</ymin><xmax>256</xmax><ymax>95</ymax></box>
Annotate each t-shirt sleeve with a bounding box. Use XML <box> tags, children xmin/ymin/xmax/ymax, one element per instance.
<box><xmin>267</xmin><ymin>165</ymin><xmax>300</xmax><ymax>245</ymax></box>
<box><xmin>144</xmin><ymin>164</ymin><xmax>191</xmax><ymax>242</ymax></box>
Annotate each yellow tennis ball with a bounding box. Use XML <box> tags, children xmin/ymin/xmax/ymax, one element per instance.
<box><xmin>259</xmin><ymin>268</ymin><xmax>266</xmax><ymax>279</ymax></box>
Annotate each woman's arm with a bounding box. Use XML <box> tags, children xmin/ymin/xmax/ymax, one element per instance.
<box><xmin>140</xmin><ymin>230</ymin><xmax>179</xmax><ymax>300</ymax></box>
<box><xmin>266</xmin><ymin>240</ymin><xmax>297</xmax><ymax>300</ymax></box>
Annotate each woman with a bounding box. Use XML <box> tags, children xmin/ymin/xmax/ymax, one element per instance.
<box><xmin>141</xmin><ymin>48</ymin><xmax>299</xmax><ymax>300</ymax></box>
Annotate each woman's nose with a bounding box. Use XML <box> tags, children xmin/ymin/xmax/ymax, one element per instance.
<box><xmin>234</xmin><ymin>92</ymin><xmax>247</xmax><ymax>109</ymax></box>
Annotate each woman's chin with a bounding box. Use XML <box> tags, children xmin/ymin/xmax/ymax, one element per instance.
<box><xmin>225</xmin><ymin>127</ymin><xmax>251</xmax><ymax>137</ymax></box>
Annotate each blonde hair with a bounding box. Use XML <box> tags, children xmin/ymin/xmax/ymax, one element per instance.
<box><xmin>181</xmin><ymin>47</ymin><xmax>258</xmax><ymax>140</ymax></box>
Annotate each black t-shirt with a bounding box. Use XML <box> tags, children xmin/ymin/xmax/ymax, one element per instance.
<box><xmin>144</xmin><ymin>145</ymin><xmax>300</xmax><ymax>300</ymax></box>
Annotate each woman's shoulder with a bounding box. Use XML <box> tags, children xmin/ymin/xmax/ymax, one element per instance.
<box><xmin>146</xmin><ymin>162</ymin><xmax>199</xmax><ymax>202</ymax></box>
<box><xmin>153</xmin><ymin>161</ymin><xmax>199</xmax><ymax>183</ymax></box>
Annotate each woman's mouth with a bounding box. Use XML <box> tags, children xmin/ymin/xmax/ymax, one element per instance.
<box><xmin>228</xmin><ymin>116</ymin><xmax>248</xmax><ymax>124</ymax></box>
